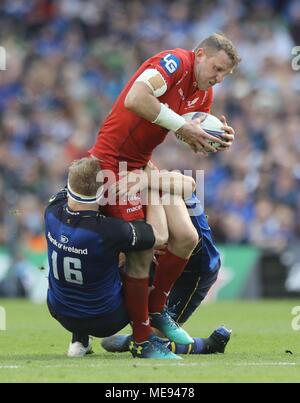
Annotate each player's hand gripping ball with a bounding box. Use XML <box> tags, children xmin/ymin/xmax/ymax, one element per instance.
<box><xmin>177</xmin><ymin>112</ymin><xmax>229</xmax><ymax>151</ymax></box>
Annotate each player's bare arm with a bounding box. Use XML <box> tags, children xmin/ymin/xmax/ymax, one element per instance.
<box><xmin>111</xmin><ymin>162</ymin><xmax>195</xmax><ymax>200</ymax></box>
<box><xmin>124</xmin><ymin>78</ymin><xmax>228</xmax><ymax>154</ymax></box>
<box><xmin>124</xmin><ymin>81</ymin><xmax>161</xmax><ymax>122</ymax></box>
<box><xmin>144</xmin><ymin>160</ymin><xmax>196</xmax><ymax>198</ymax></box>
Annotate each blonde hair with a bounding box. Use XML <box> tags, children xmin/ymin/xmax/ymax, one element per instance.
<box><xmin>195</xmin><ymin>33</ymin><xmax>241</xmax><ymax>67</ymax></box>
<box><xmin>68</xmin><ymin>157</ymin><xmax>101</xmax><ymax>197</ymax></box>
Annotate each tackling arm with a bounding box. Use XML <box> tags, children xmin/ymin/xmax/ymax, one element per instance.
<box><xmin>111</xmin><ymin>162</ymin><xmax>195</xmax><ymax>200</ymax></box>
<box><xmin>144</xmin><ymin>162</ymin><xmax>196</xmax><ymax>199</ymax></box>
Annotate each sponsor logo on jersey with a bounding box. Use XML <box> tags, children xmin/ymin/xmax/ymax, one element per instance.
<box><xmin>47</xmin><ymin>232</ymin><xmax>88</xmax><ymax>255</ymax></box>
<box><xmin>160</xmin><ymin>53</ymin><xmax>180</xmax><ymax>76</ymax></box>
<box><xmin>186</xmin><ymin>97</ymin><xmax>199</xmax><ymax>108</ymax></box>
<box><xmin>60</xmin><ymin>235</ymin><xmax>69</xmax><ymax>244</ymax></box>
<box><xmin>126</xmin><ymin>205</ymin><xmax>142</xmax><ymax>214</ymax></box>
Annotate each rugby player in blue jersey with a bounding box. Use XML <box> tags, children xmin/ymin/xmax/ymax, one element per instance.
<box><xmin>45</xmin><ymin>157</ymin><xmax>197</xmax><ymax>359</ymax></box>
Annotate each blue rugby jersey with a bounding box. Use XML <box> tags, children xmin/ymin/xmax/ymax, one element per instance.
<box><xmin>185</xmin><ymin>193</ymin><xmax>221</xmax><ymax>272</ymax></box>
<box><xmin>45</xmin><ymin>189</ymin><xmax>155</xmax><ymax>318</ymax></box>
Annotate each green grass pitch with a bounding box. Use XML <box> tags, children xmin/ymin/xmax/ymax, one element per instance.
<box><xmin>0</xmin><ymin>299</ymin><xmax>299</xmax><ymax>383</ymax></box>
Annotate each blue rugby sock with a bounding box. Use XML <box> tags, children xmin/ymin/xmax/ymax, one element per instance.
<box><xmin>169</xmin><ymin>337</ymin><xmax>206</xmax><ymax>354</ymax></box>
<box><xmin>72</xmin><ymin>333</ymin><xmax>89</xmax><ymax>348</ymax></box>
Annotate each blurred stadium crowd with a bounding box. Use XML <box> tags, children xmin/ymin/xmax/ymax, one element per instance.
<box><xmin>1</xmin><ymin>0</ymin><xmax>300</xmax><ymax>295</ymax></box>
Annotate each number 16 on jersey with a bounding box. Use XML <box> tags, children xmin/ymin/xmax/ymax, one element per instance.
<box><xmin>51</xmin><ymin>250</ymin><xmax>83</xmax><ymax>285</ymax></box>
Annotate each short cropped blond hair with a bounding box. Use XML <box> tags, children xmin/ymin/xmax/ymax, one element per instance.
<box><xmin>68</xmin><ymin>157</ymin><xmax>101</xmax><ymax>197</ymax></box>
<box><xmin>195</xmin><ymin>33</ymin><xmax>241</xmax><ymax>67</ymax></box>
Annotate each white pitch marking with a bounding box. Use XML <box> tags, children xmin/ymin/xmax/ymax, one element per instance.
<box><xmin>116</xmin><ymin>362</ymin><xmax>298</xmax><ymax>368</ymax></box>
<box><xmin>0</xmin><ymin>366</ymin><xmax>20</xmax><ymax>369</ymax></box>
<box><xmin>10</xmin><ymin>362</ymin><xmax>298</xmax><ymax>370</ymax></box>
<box><xmin>234</xmin><ymin>362</ymin><xmax>296</xmax><ymax>367</ymax></box>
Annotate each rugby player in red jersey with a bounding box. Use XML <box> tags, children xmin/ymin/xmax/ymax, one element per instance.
<box><xmin>90</xmin><ymin>33</ymin><xmax>241</xmax><ymax>358</ymax></box>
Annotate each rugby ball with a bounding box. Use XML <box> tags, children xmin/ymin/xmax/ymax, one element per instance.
<box><xmin>176</xmin><ymin>112</ymin><xmax>226</xmax><ymax>150</ymax></box>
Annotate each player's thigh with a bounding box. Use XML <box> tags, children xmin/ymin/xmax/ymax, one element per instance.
<box><xmin>48</xmin><ymin>302</ymin><xmax>130</xmax><ymax>338</ymax></box>
<box><xmin>163</xmin><ymin>196</ymin><xmax>199</xmax><ymax>250</ymax></box>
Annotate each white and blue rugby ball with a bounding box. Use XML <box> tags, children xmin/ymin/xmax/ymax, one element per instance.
<box><xmin>177</xmin><ymin>112</ymin><xmax>226</xmax><ymax>149</ymax></box>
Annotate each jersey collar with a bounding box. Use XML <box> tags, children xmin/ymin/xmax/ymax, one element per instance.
<box><xmin>65</xmin><ymin>206</ymin><xmax>104</xmax><ymax>218</ymax></box>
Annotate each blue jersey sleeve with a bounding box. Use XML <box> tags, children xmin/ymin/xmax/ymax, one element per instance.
<box><xmin>47</xmin><ymin>187</ymin><xmax>67</xmax><ymax>206</ymax></box>
<box><xmin>44</xmin><ymin>187</ymin><xmax>67</xmax><ymax>220</ymax></box>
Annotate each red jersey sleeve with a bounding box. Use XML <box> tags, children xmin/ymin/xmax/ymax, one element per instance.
<box><xmin>144</xmin><ymin>49</ymin><xmax>187</xmax><ymax>93</ymax></box>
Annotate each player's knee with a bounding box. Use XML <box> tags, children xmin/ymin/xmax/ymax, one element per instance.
<box><xmin>153</xmin><ymin>227</ymin><xmax>169</xmax><ymax>249</ymax></box>
<box><xmin>185</xmin><ymin>228</ymin><xmax>199</xmax><ymax>251</ymax></box>
<box><xmin>177</xmin><ymin>227</ymin><xmax>199</xmax><ymax>250</ymax></box>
